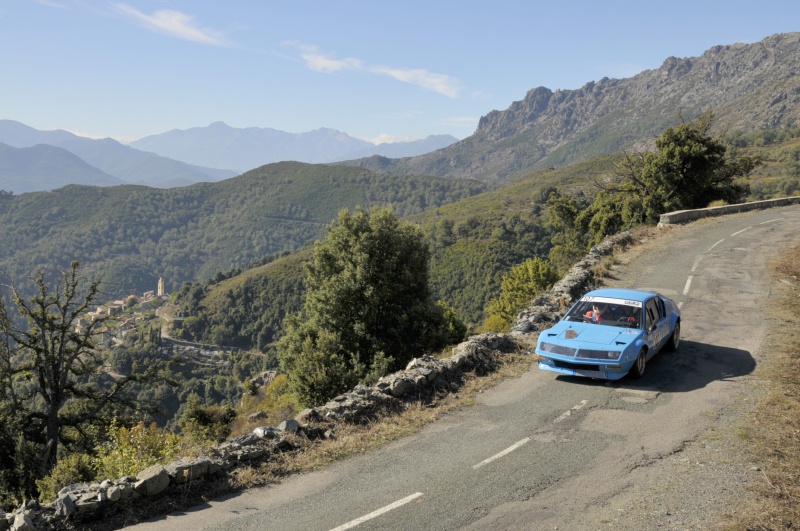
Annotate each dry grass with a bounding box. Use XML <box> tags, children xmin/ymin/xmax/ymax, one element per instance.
<box><xmin>592</xmin><ymin>225</ymin><xmax>658</xmax><ymax>280</ymax></box>
<box><xmin>232</xmin><ymin>352</ymin><xmax>533</xmax><ymax>487</ymax></box>
<box><xmin>591</xmin><ymin>254</ymin><xmax>619</xmax><ymax>279</ymax></box>
<box><xmin>734</xmin><ymin>246</ymin><xmax>800</xmax><ymax>529</ymax></box>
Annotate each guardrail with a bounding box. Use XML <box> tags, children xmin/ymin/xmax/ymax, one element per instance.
<box><xmin>658</xmin><ymin>196</ymin><xmax>800</xmax><ymax>226</ymax></box>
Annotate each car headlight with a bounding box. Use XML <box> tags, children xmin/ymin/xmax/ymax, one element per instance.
<box><xmin>539</xmin><ymin>342</ymin><xmax>577</xmax><ymax>356</ymax></box>
<box><xmin>576</xmin><ymin>349</ymin><xmax>621</xmax><ymax>360</ymax></box>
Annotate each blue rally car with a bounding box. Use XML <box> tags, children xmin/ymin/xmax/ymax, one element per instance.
<box><xmin>535</xmin><ymin>288</ymin><xmax>681</xmax><ymax>380</ymax></box>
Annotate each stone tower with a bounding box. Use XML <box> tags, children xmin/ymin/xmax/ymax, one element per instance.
<box><xmin>157</xmin><ymin>277</ymin><xmax>165</xmax><ymax>297</ymax></box>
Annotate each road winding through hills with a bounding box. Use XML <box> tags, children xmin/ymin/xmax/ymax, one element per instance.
<box><xmin>132</xmin><ymin>204</ymin><xmax>800</xmax><ymax>530</ymax></box>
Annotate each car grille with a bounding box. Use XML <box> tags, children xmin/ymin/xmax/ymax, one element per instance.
<box><xmin>576</xmin><ymin>349</ymin><xmax>621</xmax><ymax>360</ymax></box>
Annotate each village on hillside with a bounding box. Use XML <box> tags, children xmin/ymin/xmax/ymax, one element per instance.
<box><xmin>75</xmin><ymin>278</ymin><xmax>234</xmax><ymax>369</ymax></box>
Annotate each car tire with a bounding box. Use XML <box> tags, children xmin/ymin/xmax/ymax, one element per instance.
<box><xmin>630</xmin><ymin>349</ymin><xmax>647</xmax><ymax>379</ymax></box>
<box><xmin>665</xmin><ymin>321</ymin><xmax>680</xmax><ymax>352</ymax></box>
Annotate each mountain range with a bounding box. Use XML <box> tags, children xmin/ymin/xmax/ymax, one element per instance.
<box><xmin>0</xmin><ymin>162</ymin><xmax>488</xmax><ymax>299</ymax></box>
<box><xmin>0</xmin><ymin>31</ymin><xmax>798</xmax><ymax>352</ymax></box>
<box><xmin>0</xmin><ymin>120</ymin><xmax>458</xmax><ymax>194</ymax></box>
<box><xmin>0</xmin><ymin>142</ymin><xmax>124</xmax><ymax>193</ymax></box>
<box><xmin>129</xmin><ymin>121</ymin><xmax>459</xmax><ymax>173</ymax></box>
<box><xmin>340</xmin><ymin>32</ymin><xmax>800</xmax><ymax>182</ymax></box>
<box><xmin>0</xmin><ymin>120</ymin><xmax>238</xmax><ymax>191</ymax></box>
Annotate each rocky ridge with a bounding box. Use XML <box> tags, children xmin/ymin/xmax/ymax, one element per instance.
<box><xmin>342</xmin><ymin>32</ymin><xmax>800</xmax><ymax>182</ymax></box>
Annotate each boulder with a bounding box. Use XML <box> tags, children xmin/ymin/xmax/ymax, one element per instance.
<box><xmin>278</xmin><ymin>419</ymin><xmax>300</xmax><ymax>433</ymax></box>
<box><xmin>52</xmin><ymin>494</ymin><xmax>76</xmax><ymax>517</ymax></box>
<box><xmin>166</xmin><ymin>458</ymin><xmax>213</xmax><ymax>484</ymax></box>
<box><xmin>134</xmin><ymin>465</ymin><xmax>171</xmax><ymax>497</ymax></box>
<box><xmin>388</xmin><ymin>377</ymin><xmax>416</xmax><ymax>397</ymax></box>
<box><xmin>12</xmin><ymin>513</ymin><xmax>35</xmax><ymax>530</ymax></box>
<box><xmin>253</xmin><ymin>426</ymin><xmax>280</xmax><ymax>439</ymax></box>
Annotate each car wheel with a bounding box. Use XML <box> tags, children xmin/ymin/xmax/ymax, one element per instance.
<box><xmin>665</xmin><ymin>321</ymin><xmax>681</xmax><ymax>352</ymax></box>
<box><xmin>630</xmin><ymin>349</ymin><xmax>647</xmax><ymax>379</ymax></box>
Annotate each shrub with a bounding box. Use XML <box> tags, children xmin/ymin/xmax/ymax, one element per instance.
<box><xmin>481</xmin><ymin>314</ymin><xmax>511</xmax><ymax>333</ymax></box>
<box><xmin>36</xmin><ymin>453</ymin><xmax>96</xmax><ymax>504</ymax></box>
<box><xmin>179</xmin><ymin>394</ymin><xmax>238</xmax><ymax>445</ymax></box>
<box><xmin>486</xmin><ymin>257</ymin><xmax>558</xmax><ymax>324</ymax></box>
<box><xmin>96</xmin><ymin>421</ymin><xmax>181</xmax><ymax>480</ymax></box>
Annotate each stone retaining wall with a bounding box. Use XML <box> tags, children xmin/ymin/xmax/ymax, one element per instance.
<box><xmin>0</xmin><ymin>333</ymin><xmax>526</xmax><ymax>530</ymax></box>
<box><xmin>511</xmin><ymin>231</ymin><xmax>634</xmax><ymax>334</ymax></box>
<box><xmin>657</xmin><ymin>196</ymin><xmax>800</xmax><ymax>226</ymax></box>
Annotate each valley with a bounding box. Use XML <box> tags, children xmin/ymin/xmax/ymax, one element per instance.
<box><xmin>2</xmin><ymin>30</ymin><xmax>800</xmax><ymax>527</ymax></box>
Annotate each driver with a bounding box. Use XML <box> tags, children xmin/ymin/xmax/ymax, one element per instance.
<box><xmin>585</xmin><ymin>302</ymin><xmax>608</xmax><ymax>323</ymax></box>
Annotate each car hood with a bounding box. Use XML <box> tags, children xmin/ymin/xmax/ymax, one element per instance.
<box><xmin>540</xmin><ymin>322</ymin><xmax>640</xmax><ymax>347</ymax></box>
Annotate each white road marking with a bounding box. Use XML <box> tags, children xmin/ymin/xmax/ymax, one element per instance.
<box><xmin>329</xmin><ymin>492</ymin><xmax>424</xmax><ymax>530</ymax></box>
<box><xmin>731</xmin><ymin>227</ymin><xmax>751</xmax><ymax>236</ymax></box>
<box><xmin>759</xmin><ymin>218</ymin><xmax>783</xmax><ymax>225</ymax></box>
<box><xmin>473</xmin><ymin>399</ymin><xmax>589</xmax><ymax>469</ymax></box>
<box><xmin>708</xmin><ymin>239</ymin><xmax>724</xmax><ymax>251</ymax></box>
<box><xmin>554</xmin><ymin>399</ymin><xmax>589</xmax><ymax>423</ymax></box>
<box><xmin>678</xmin><ymin>301</ymin><xmax>684</xmax><ymax>309</ymax></box>
<box><xmin>683</xmin><ymin>276</ymin><xmax>694</xmax><ymax>295</ymax></box>
<box><xmin>473</xmin><ymin>438</ymin><xmax>531</xmax><ymax>469</ymax></box>
<box><xmin>691</xmin><ymin>256</ymin><xmax>703</xmax><ymax>272</ymax></box>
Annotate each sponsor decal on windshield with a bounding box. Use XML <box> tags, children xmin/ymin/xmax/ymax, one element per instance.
<box><xmin>580</xmin><ymin>296</ymin><xmax>643</xmax><ymax>308</ymax></box>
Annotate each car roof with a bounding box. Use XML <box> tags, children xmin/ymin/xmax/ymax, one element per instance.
<box><xmin>582</xmin><ymin>288</ymin><xmax>658</xmax><ymax>303</ymax></box>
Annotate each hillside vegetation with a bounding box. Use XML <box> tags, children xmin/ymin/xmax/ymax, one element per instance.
<box><xmin>0</xmin><ymin>162</ymin><xmax>487</xmax><ymax>298</ymax></box>
<box><xmin>167</xmin><ymin>156</ymin><xmax>616</xmax><ymax>358</ymax></box>
<box><xmin>174</xmin><ymin>122</ymin><xmax>800</xmax><ymax>364</ymax></box>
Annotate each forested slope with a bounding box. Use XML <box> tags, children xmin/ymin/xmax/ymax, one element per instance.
<box><xmin>0</xmin><ymin>162</ymin><xmax>486</xmax><ymax>297</ymax></box>
<box><xmin>170</xmin><ymin>155</ymin><xmax>620</xmax><ymax>360</ymax></box>
<box><xmin>173</xmin><ymin>125</ymin><xmax>800</xmax><ymax>359</ymax></box>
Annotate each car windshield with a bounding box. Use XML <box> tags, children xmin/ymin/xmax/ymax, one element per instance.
<box><xmin>563</xmin><ymin>296</ymin><xmax>643</xmax><ymax>329</ymax></box>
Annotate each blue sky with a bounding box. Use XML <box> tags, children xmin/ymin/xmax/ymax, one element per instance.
<box><xmin>2</xmin><ymin>1</ymin><xmax>798</xmax><ymax>144</ymax></box>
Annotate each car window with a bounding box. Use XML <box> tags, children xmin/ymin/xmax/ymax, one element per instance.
<box><xmin>566</xmin><ymin>296</ymin><xmax>643</xmax><ymax>328</ymax></box>
<box><xmin>645</xmin><ymin>298</ymin><xmax>660</xmax><ymax>329</ymax></box>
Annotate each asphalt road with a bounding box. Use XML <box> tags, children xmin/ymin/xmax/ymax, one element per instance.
<box><xmin>131</xmin><ymin>204</ymin><xmax>800</xmax><ymax>531</ymax></box>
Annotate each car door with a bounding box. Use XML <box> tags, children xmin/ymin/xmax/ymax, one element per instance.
<box><xmin>644</xmin><ymin>297</ymin><xmax>670</xmax><ymax>355</ymax></box>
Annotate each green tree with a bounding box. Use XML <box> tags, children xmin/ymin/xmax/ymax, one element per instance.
<box><xmin>601</xmin><ymin>110</ymin><xmax>757</xmax><ymax>225</ymax></box>
<box><xmin>545</xmin><ymin>192</ymin><xmax>593</xmax><ymax>275</ymax></box>
<box><xmin>277</xmin><ymin>207</ymin><xmax>449</xmax><ymax>406</ymax></box>
<box><xmin>0</xmin><ymin>261</ymin><xmax>174</xmax><ymax>502</ymax></box>
<box><xmin>486</xmin><ymin>257</ymin><xmax>559</xmax><ymax>324</ymax></box>
<box><xmin>178</xmin><ymin>393</ymin><xmax>237</xmax><ymax>444</ymax></box>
